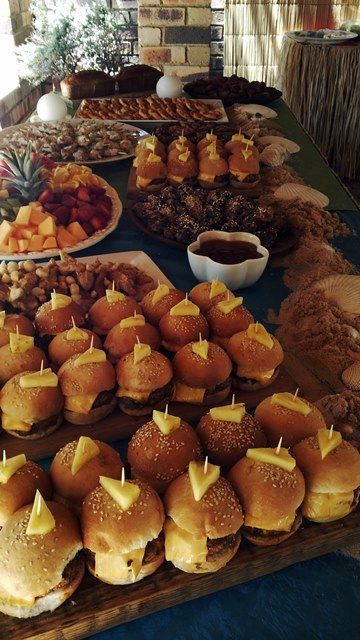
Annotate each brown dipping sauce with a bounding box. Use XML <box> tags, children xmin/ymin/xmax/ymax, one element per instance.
<box><xmin>194</xmin><ymin>239</ymin><xmax>262</xmax><ymax>264</ymax></box>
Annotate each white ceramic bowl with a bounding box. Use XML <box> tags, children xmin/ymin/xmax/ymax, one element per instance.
<box><xmin>187</xmin><ymin>230</ymin><xmax>269</xmax><ymax>290</ymax></box>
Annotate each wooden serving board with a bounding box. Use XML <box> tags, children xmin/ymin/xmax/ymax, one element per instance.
<box><xmin>1</xmin><ymin>356</ymin><xmax>316</xmax><ymax>461</ymax></box>
<box><xmin>2</xmin><ymin>510</ymin><xmax>358</xmax><ymax>640</ymax></box>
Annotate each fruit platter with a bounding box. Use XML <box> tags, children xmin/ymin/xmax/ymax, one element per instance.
<box><xmin>0</xmin><ymin>148</ymin><xmax>122</xmax><ymax>259</ymax></box>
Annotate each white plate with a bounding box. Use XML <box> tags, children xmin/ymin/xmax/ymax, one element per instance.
<box><xmin>286</xmin><ymin>29</ymin><xmax>357</xmax><ymax>45</ymax></box>
<box><xmin>0</xmin><ymin>119</ymin><xmax>149</xmax><ymax>165</ymax></box>
<box><xmin>73</xmin><ymin>251</ymin><xmax>173</xmax><ymax>288</ymax></box>
<box><xmin>0</xmin><ymin>177</ymin><xmax>122</xmax><ymax>262</ymax></box>
<box><xmin>76</xmin><ymin>98</ymin><xmax>228</xmax><ymax>123</ymax></box>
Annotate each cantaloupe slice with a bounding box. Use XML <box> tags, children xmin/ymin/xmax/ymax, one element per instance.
<box><xmin>15</xmin><ymin>206</ymin><xmax>31</xmax><ymax>226</ymax></box>
<box><xmin>30</xmin><ymin>210</ymin><xmax>49</xmax><ymax>226</ymax></box>
<box><xmin>0</xmin><ymin>220</ymin><xmax>14</xmax><ymax>245</ymax></box>
<box><xmin>18</xmin><ymin>239</ymin><xmax>29</xmax><ymax>252</ymax></box>
<box><xmin>28</xmin><ymin>235</ymin><xmax>44</xmax><ymax>252</ymax></box>
<box><xmin>57</xmin><ymin>228</ymin><xmax>78</xmax><ymax>249</ymax></box>
<box><xmin>20</xmin><ymin>226</ymin><xmax>38</xmax><ymax>240</ymax></box>
<box><xmin>8</xmin><ymin>237</ymin><xmax>19</xmax><ymax>253</ymax></box>
<box><xmin>43</xmin><ymin>236</ymin><xmax>58</xmax><ymax>249</ymax></box>
<box><xmin>67</xmin><ymin>221</ymin><xmax>88</xmax><ymax>241</ymax></box>
<box><xmin>38</xmin><ymin>216</ymin><xmax>57</xmax><ymax>237</ymax></box>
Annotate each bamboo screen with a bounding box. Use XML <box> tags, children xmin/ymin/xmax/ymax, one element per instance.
<box><xmin>224</xmin><ymin>1</ymin><xmax>360</xmax><ymax>85</ymax></box>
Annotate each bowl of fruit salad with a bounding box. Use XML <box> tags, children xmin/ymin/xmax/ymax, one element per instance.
<box><xmin>0</xmin><ymin>148</ymin><xmax>122</xmax><ymax>260</ymax></box>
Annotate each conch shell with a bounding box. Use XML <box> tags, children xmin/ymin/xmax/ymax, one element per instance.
<box><xmin>259</xmin><ymin>143</ymin><xmax>289</xmax><ymax>167</ymax></box>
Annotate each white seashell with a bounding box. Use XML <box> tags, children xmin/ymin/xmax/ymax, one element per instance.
<box><xmin>258</xmin><ymin>136</ymin><xmax>300</xmax><ymax>153</ymax></box>
<box><xmin>234</xmin><ymin>104</ymin><xmax>277</xmax><ymax>119</ymax></box>
<box><xmin>259</xmin><ymin>143</ymin><xmax>289</xmax><ymax>166</ymax></box>
<box><xmin>313</xmin><ymin>275</ymin><xmax>360</xmax><ymax>315</ymax></box>
<box><xmin>274</xmin><ymin>183</ymin><xmax>330</xmax><ymax>208</ymax></box>
<box><xmin>342</xmin><ymin>362</ymin><xmax>360</xmax><ymax>391</ymax></box>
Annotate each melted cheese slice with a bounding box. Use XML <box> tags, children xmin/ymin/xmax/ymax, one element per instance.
<box><xmin>164</xmin><ymin>518</ymin><xmax>207</xmax><ymax>564</ymax></box>
<box><xmin>2</xmin><ymin>413</ymin><xmax>31</xmax><ymax>432</ymax></box>
<box><xmin>229</xmin><ymin>171</ymin><xmax>249</xmax><ymax>182</ymax></box>
<box><xmin>0</xmin><ymin>587</ymin><xmax>35</xmax><ymax>608</ymax></box>
<box><xmin>168</xmin><ymin>174</ymin><xmax>184</xmax><ymax>183</ymax></box>
<box><xmin>152</xmin><ymin>284</ymin><xmax>170</xmax><ymax>305</ymax></box>
<box><xmin>119</xmin><ymin>315</ymin><xmax>145</xmax><ymax>329</ymax></box>
<box><xmin>136</xmin><ymin>176</ymin><xmax>153</xmax><ymax>188</ymax></box>
<box><xmin>66</xmin><ymin>327</ymin><xmax>88</xmax><ymax>341</ymax></box>
<box><xmin>173</xmin><ymin>382</ymin><xmax>205</xmax><ymax>404</ymax></box>
<box><xmin>9</xmin><ymin>333</ymin><xmax>34</xmax><ymax>353</ymax></box>
<box><xmin>302</xmin><ymin>491</ymin><xmax>354</xmax><ymax>522</ymax></box>
<box><xmin>116</xmin><ymin>388</ymin><xmax>150</xmax><ymax>402</ymax></box>
<box><xmin>236</xmin><ymin>367</ymin><xmax>275</xmax><ymax>383</ymax></box>
<box><xmin>198</xmin><ymin>173</ymin><xmax>215</xmax><ymax>183</ymax></box>
<box><xmin>95</xmin><ymin>549</ymin><xmax>145</xmax><ymax>583</ymax></box>
<box><xmin>0</xmin><ymin>454</ymin><xmax>27</xmax><ymax>483</ymax></box>
<box><xmin>245</xmin><ymin>512</ymin><xmax>295</xmax><ymax>532</ymax></box>
<box><xmin>64</xmin><ymin>393</ymin><xmax>97</xmax><ymax>414</ymax></box>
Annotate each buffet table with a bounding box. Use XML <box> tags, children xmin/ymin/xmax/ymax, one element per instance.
<box><xmin>30</xmin><ymin>100</ymin><xmax>357</xmax><ymax>640</ymax></box>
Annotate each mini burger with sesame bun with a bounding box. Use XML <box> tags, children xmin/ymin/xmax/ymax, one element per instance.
<box><xmin>227</xmin><ymin>323</ymin><xmax>284</xmax><ymax>391</ymax></box>
<box><xmin>50</xmin><ymin>437</ymin><xmax>123</xmax><ymax>515</ymax></box>
<box><xmin>0</xmin><ymin>494</ymin><xmax>84</xmax><ymax>618</ymax></box>
<box><xmin>133</xmin><ymin>135</ymin><xmax>166</xmax><ymax>164</ymax></box>
<box><xmin>35</xmin><ymin>292</ymin><xmax>86</xmax><ymax>346</ymax></box>
<box><xmin>188</xmin><ymin>280</ymin><xmax>234</xmax><ymax>314</ymax></box>
<box><xmin>255</xmin><ymin>392</ymin><xmax>327</xmax><ymax>448</ymax></box>
<box><xmin>141</xmin><ymin>283</ymin><xmax>185</xmax><ymax>326</ymax></box>
<box><xmin>228</xmin><ymin>151</ymin><xmax>260</xmax><ymax>192</ymax></box>
<box><xmin>224</xmin><ymin>134</ymin><xmax>260</xmax><ymax>158</ymax></box>
<box><xmin>228</xmin><ymin>444</ymin><xmax>305</xmax><ymax>545</ymax></box>
<box><xmin>292</xmin><ymin>428</ymin><xmax>360</xmax><ymax>523</ymax></box>
<box><xmin>196</xmin><ymin>399</ymin><xmax>266</xmax><ymax>470</ymax></box>
<box><xmin>167</xmin><ymin>149</ymin><xmax>198</xmax><ymax>186</ymax></box>
<box><xmin>88</xmin><ymin>288</ymin><xmax>142</xmax><ymax>336</ymax></box>
<box><xmin>198</xmin><ymin>146</ymin><xmax>229</xmax><ymax>189</ymax></box>
<box><xmin>0</xmin><ymin>454</ymin><xmax>51</xmax><ymax>528</ymax></box>
<box><xmin>168</xmin><ymin>135</ymin><xmax>195</xmax><ymax>154</ymax></box>
<box><xmin>116</xmin><ymin>343</ymin><xmax>173</xmax><ymax>416</ymax></box>
<box><xmin>57</xmin><ymin>346</ymin><xmax>116</xmax><ymax>425</ymax></box>
<box><xmin>0</xmin><ymin>312</ymin><xmax>34</xmax><ymax>348</ymax></box>
<box><xmin>0</xmin><ymin>332</ymin><xmax>47</xmax><ymax>386</ymax></box>
<box><xmin>172</xmin><ymin>338</ymin><xmax>232</xmax><ymax>405</ymax></box>
<box><xmin>48</xmin><ymin>326</ymin><xmax>102</xmax><ymax>369</ymax></box>
<box><xmin>159</xmin><ymin>298</ymin><xmax>209</xmax><ymax>353</ymax></box>
<box><xmin>104</xmin><ymin>313</ymin><xmax>161</xmax><ymax>362</ymax></box>
<box><xmin>0</xmin><ymin>367</ymin><xmax>63</xmax><ymax>439</ymax></box>
<box><xmin>164</xmin><ymin>460</ymin><xmax>243</xmax><ymax>573</ymax></box>
<box><xmin>206</xmin><ymin>296</ymin><xmax>254</xmax><ymax>349</ymax></box>
<box><xmin>196</xmin><ymin>132</ymin><xmax>219</xmax><ymax>153</ymax></box>
<box><xmin>136</xmin><ymin>152</ymin><xmax>167</xmax><ymax>192</ymax></box>
<box><xmin>82</xmin><ymin>474</ymin><xmax>165</xmax><ymax>585</ymax></box>
<box><xmin>127</xmin><ymin>408</ymin><xmax>203</xmax><ymax>493</ymax></box>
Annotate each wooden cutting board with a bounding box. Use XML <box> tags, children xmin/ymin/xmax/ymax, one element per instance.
<box><xmin>2</xmin><ymin>510</ymin><xmax>358</xmax><ymax>640</ymax></box>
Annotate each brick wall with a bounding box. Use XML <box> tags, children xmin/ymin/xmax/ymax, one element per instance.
<box><xmin>210</xmin><ymin>0</ymin><xmax>224</xmax><ymax>76</ymax></box>
<box><xmin>138</xmin><ymin>1</ymin><xmax>212</xmax><ymax>79</ymax></box>
<box><xmin>112</xmin><ymin>0</ymin><xmax>139</xmax><ymax>63</ymax></box>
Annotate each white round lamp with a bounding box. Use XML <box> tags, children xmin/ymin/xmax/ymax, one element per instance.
<box><xmin>37</xmin><ymin>93</ymin><xmax>68</xmax><ymax>122</ymax></box>
<box><xmin>156</xmin><ymin>75</ymin><xmax>183</xmax><ymax>99</ymax></box>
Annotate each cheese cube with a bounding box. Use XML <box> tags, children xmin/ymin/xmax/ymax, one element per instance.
<box><xmin>67</xmin><ymin>222</ymin><xmax>88</xmax><ymax>241</ymax></box>
<box><xmin>38</xmin><ymin>216</ymin><xmax>57</xmax><ymax>238</ymax></box>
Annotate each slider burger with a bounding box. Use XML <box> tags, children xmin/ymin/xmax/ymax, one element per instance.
<box><xmin>167</xmin><ymin>149</ymin><xmax>198</xmax><ymax>186</ymax></box>
<box><xmin>0</xmin><ymin>331</ymin><xmax>47</xmax><ymax>385</ymax></box>
<box><xmin>224</xmin><ymin>134</ymin><xmax>260</xmax><ymax>158</ymax></box>
<box><xmin>172</xmin><ymin>338</ymin><xmax>232</xmax><ymax>405</ymax></box>
<box><xmin>141</xmin><ymin>282</ymin><xmax>185</xmax><ymax>326</ymax></box>
<box><xmin>228</xmin><ymin>150</ymin><xmax>260</xmax><ymax>192</ymax></box>
<box><xmin>227</xmin><ymin>323</ymin><xmax>284</xmax><ymax>391</ymax></box>
<box><xmin>0</xmin><ymin>454</ymin><xmax>51</xmax><ymax>528</ymax></box>
<box><xmin>164</xmin><ymin>460</ymin><xmax>243</xmax><ymax>573</ymax></box>
<box><xmin>168</xmin><ymin>135</ymin><xmax>195</xmax><ymax>154</ymax></box>
<box><xmin>196</xmin><ymin>132</ymin><xmax>218</xmax><ymax>152</ymax></box>
<box><xmin>82</xmin><ymin>474</ymin><xmax>165</xmax><ymax>585</ymax></box>
<box><xmin>127</xmin><ymin>408</ymin><xmax>203</xmax><ymax>493</ymax></box>
<box><xmin>104</xmin><ymin>313</ymin><xmax>161</xmax><ymax>362</ymax></box>
<box><xmin>0</xmin><ymin>311</ymin><xmax>34</xmax><ymax>348</ymax></box>
<box><xmin>0</xmin><ymin>367</ymin><xmax>63</xmax><ymax>439</ymax></box>
<box><xmin>198</xmin><ymin>142</ymin><xmax>227</xmax><ymax>159</ymax></box>
<box><xmin>50</xmin><ymin>436</ymin><xmax>123</xmax><ymax>515</ymax></box>
<box><xmin>35</xmin><ymin>292</ymin><xmax>86</xmax><ymax>346</ymax></box>
<box><xmin>116</xmin><ymin>343</ymin><xmax>173</xmax><ymax>416</ymax></box>
<box><xmin>255</xmin><ymin>391</ymin><xmax>326</xmax><ymax>448</ymax></box>
<box><xmin>198</xmin><ymin>147</ymin><xmax>229</xmax><ymax>189</ymax></box>
<box><xmin>292</xmin><ymin>427</ymin><xmax>360</xmax><ymax>523</ymax></box>
<box><xmin>206</xmin><ymin>296</ymin><xmax>254</xmax><ymax>349</ymax></box>
<box><xmin>196</xmin><ymin>400</ymin><xmax>266</xmax><ymax>469</ymax></box>
<box><xmin>189</xmin><ymin>280</ymin><xmax>234</xmax><ymax>314</ymax></box>
<box><xmin>88</xmin><ymin>287</ymin><xmax>141</xmax><ymax>335</ymax></box>
<box><xmin>136</xmin><ymin>152</ymin><xmax>167</xmax><ymax>192</ymax></box>
<box><xmin>57</xmin><ymin>346</ymin><xmax>116</xmax><ymax>425</ymax></box>
<box><xmin>228</xmin><ymin>444</ymin><xmax>305</xmax><ymax>545</ymax></box>
<box><xmin>0</xmin><ymin>492</ymin><xmax>84</xmax><ymax>618</ymax></box>
<box><xmin>134</xmin><ymin>135</ymin><xmax>166</xmax><ymax>163</ymax></box>
<box><xmin>159</xmin><ymin>298</ymin><xmax>209</xmax><ymax>352</ymax></box>
<box><xmin>48</xmin><ymin>326</ymin><xmax>102</xmax><ymax>368</ymax></box>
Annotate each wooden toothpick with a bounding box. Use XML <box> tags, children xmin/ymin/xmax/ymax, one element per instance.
<box><xmin>40</xmin><ymin>360</ymin><xmax>44</xmax><ymax>376</ymax></box>
<box><xmin>275</xmin><ymin>437</ymin><xmax>283</xmax><ymax>455</ymax></box>
<box><xmin>16</xmin><ymin>324</ymin><xmax>19</xmax><ymax>338</ymax></box>
<box><xmin>2</xmin><ymin>450</ymin><xmax>6</xmax><ymax>467</ymax></box>
<box><xmin>89</xmin><ymin>335</ymin><xmax>94</xmax><ymax>353</ymax></box>
<box><xmin>204</xmin><ymin>456</ymin><xmax>208</xmax><ymax>474</ymax></box>
<box><xmin>164</xmin><ymin>404</ymin><xmax>169</xmax><ymax>420</ymax></box>
<box><xmin>36</xmin><ymin>492</ymin><xmax>41</xmax><ymax>517</ymax></box>
<box><xmin>199</xmin><ymin>333</ymin><xmax>202</xmax><ymax>344</ymax></box>
<box><xmin>231</xmin><ymin>393</ymin><xmax>235</xmax><ymax>408</ymax></box>
<box><xmin>121</xmin><ymin>467</ymin><xmax>125</xmax><ymax>487</ymax></box>
<box><xmin>293</xmin><ymin>388</ymin><xmax>299</xmax><ymax>399</ymax></box>
<box><xmin>328</xmin><ymin>424</ymin><xmax>334</xmax><ymax>440</ymax></box>
<box><xmin>71</xmin><ymin>316</ymin><xmax>76</xmax><ymax>329</ymax></box>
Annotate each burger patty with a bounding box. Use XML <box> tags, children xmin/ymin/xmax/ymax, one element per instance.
<box><xmin>243</xmin><ymin>511</ymin><xmax>301</xmax><ymax>540</ymax></box>
<box><xmin>11</xmin><ymin>414</ymin><xmax>61</xmax><ymax>437</ymax></box>
<box><xmin>50</xmin><ymin>552</ymin><xmax>83</xmax><ymax>592</ymax></box>
<box><xmin>85</xmin><ymin>534</ymin><xmax>164</xmax><ymax>569</ymax></box>
<box><xmin>242</xmin><ymin>173</ymin><xmax>260</xmax><ymax>184</ymax></box>
<box><xmin>206</xmin><ymin>533</ymin><xmax>238</xmax><ymax>557</ymax></box>
<box><xmin>119</xmin><ymin>382</ymin><xmax>173</xmax><ymax>410</ymax></box>
<box><xmin>92</xmin><ymin>389</ymin><xmax>115</xmax><ymax>409</ymax></box>
<box><xmin>204</xmin><ymin>378</ymin><xmax>231</xmax><ymax>397</ymax></box>
<box><xmin>351</xmin><ymin>487</ymin><xmax>360</xmax><ymax>510</ymax></box>
<box><xmin>233</xmin><ymin>366</ymin><xmax>278</xmax><ymax>387</ymax></box>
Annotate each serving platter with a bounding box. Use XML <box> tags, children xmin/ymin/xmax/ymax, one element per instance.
<box><xmin>286</xmin><ymin>29</ymin><xmax>357</xmax><ymax>44</ymax></box>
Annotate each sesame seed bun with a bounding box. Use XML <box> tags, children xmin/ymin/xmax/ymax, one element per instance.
<box><xmin>104</xmin><ymin>322</ymin><xmax>161</xmax><ymax>363</ymax></box>
<box><xmin>35</xmin><ymin>300</ymin><xmax>86</xmax><ymax>338</ymax></box>
<box><xmin>50</xmin><ymin>440</ymin><xmax>123</xmax><ymax>515</ymax></box>
<box><xmin>82</xmin><ymin>480</ymin><xmax>165</xmax><ymax>585</ymax></box>
<box><xmin>0</xmin><ymin>315</ymin><xmax>34</xmax><ymax>348</ymax></box>
<box><xmin>128</xmin><ymin>419</ymin><xmax>203</xmax><ymax>494</ymax></box>
<box><xmin>206</xmin><ymin>303</ymin><xmax>254</xmax><ymax>349</ymax></box>
<box><xmin>0</xmin><ymin>345</ymin><xmax>48</xmax><ymax>386</ymax></box>
<box><xmin>226</xmin><ymin>330</ymin><xmax>284</xmax><ymax>391</ymax></box>
<box><xmin>141</xmin><ymin>288</ymin><xmax>185</xmax><ymax>326</ymax></box>
<box><xmin>255</xmin><ymin>396</ymin><xmax>326</xmax><ymax>448</ymax></box>
<box><xmin>198</xmin><ymin>155</ymin><xmax>229</xmax><ymax>189</ymax></box>
<box><xmin>228</xmin><ymin>456</ymin><xmax>305</xmax><ymax>545</ymax></box>
<box><xmin>196</xmin><ymin>412</ymin><xmax>266</xmax><ymax>470</ymax></box>
<box><xmin>172</xmin><ymin>341</ymin><xmax>232</xmax><ymax>389</ymax></box>
<box><xmin>167</xmin><ymin>155</ymin><xmax>198</xmax><ymax>184</ymax></box>
<box><xmin>116</xmin><ymin>350</ymin><xmax>173</xmax><ymax>416</ymax></box>
<box><xmin>0</xmin><ymin>461</ymin><xmax>52</xmax><ymax>528</ymax></box>
<box><xmin>159</xmin><ymin>312</ymin><xmax>209</xmax><ymax>352</ymax></box>
<box><xmin>188</xmin><ymin>282</ymin><xmax>234</xmax><ymax>314</ymax></box>
<box><xmin>88</xmin><ymin>296</ymin><xmax>142</xmax><ymax>335</ymax></box>
<box><xmin>48</xmin><ymin>329</ymin><xmax>102</xmax><ymax>368</ymax></box>
<box><xmin>0</xmin><ymin>501</ymin><xmax>84</xmax><ymax>618</ymax></box>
